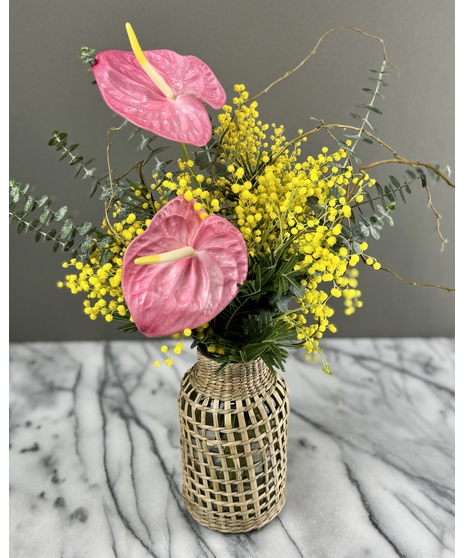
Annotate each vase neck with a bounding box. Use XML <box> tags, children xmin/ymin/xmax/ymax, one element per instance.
<box><xmin>189</xmin><ymin>351</ymin><xmax>277</xmax><ymax>400</ymax></box>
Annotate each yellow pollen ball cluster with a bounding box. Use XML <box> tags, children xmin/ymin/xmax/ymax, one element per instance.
<box><xmin>159</xmin><ymin>86</ymin><xmax>382</xmax><ymax>361</ymax></box>
<box><xmin>58</xmin><ymin>187</ymin><xmax>152</xmax><ymax>325</ymax></box>
<box><xmin>58</xmin><ymin>84</ymin><xmax>383</xmax><ymax>371</ymax></box>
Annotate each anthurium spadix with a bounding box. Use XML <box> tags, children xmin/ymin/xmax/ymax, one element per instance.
<box><xmin>91</xmin><ymin>23</ymin><xmax>226</xmax><ymax>146</ymax></box>
<box><xmin>122</xmin><ymin>195</ymin><xmax>248</xmax><ymax>337</ymax></box>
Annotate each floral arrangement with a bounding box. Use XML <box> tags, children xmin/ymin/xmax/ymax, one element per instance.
<box><xmin>9</xmin><ymin>24</ymin><xmax>454</xmax><ymax>374</ymax></box>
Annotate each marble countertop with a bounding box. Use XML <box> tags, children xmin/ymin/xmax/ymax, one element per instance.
<box><xmin>9</xmin><ymin>338</ymin><xmax>455</xmax><ymax>558</ymax></box>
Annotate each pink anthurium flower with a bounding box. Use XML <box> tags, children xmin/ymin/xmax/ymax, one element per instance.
<box><xmin>122</xmin><ymin>195</ymin><xmax>248</xmax><ymax>337</ymax></box>
<box><xmin>91</xmin><ymin>23</ymin><xmax>226</xmax><ymax>146</ymax></box>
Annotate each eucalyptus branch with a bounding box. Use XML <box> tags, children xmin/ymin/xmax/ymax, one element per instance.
<box><xmin>48</xmin><ymin>131</ymin><xmax>98</xmax><ymax>182</ymax></box>
<box><xmin>348</xmin><ymin>59</ymin><xmax>386</xmax><ymax>157</ymax></box>
<box><xmin>9</xmin><ymin>213</ymin><xmax>70</xmax><ymax>248</ymax></box>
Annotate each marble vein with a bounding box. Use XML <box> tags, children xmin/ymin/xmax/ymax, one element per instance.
<box><xmin>9</xmin><ymin>338</ymin><xmax>454</xmax><ymax>558</ymax></box>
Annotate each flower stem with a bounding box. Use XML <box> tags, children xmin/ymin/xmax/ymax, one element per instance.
<box><xmin>180</xmin><ymin>143</ymin><xmax>202</xmax><ymax>189</ymax></box>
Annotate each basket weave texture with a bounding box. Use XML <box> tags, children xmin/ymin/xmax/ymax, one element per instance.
<box><xmin>178</xmin><ymin>351</ymin><xmax>289</xmax><ymax>533</ymax></box>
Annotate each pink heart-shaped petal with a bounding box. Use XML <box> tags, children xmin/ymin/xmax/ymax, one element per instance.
<box><xmin>122</xmin><ymin>195</ymin><xmax>248</xmax><ymax>337</ymax></box>
<box><xmin>92</xmin><ymin>49</ymin><xmax>226</xmax><ymax>146</ymax></box>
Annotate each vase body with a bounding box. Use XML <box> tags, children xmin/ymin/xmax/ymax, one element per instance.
<box><xmin>178</xmin><ymin>351</ymin><xmax>289</xmax><ymax>533</ymax></box>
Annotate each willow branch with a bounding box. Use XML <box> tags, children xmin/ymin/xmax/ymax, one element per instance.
<box><xmin>359</xmin><ymin>158</ymin><xmax>454</xmax><ymax>188</ymax></box>
<box><xmin>249</xmin><ymin>26</ymin><xmax>397</xmax><ymax>102</ymax></box>
<box><xmin>374</xmin><ymin>264</ymin><xmax>454</xmax><ymax>293</ymax></box>
<box><xmin>357</xmin><ymin>159</ymin><xmax>453</xmax><ymax>250</ymax></box>
<box><xmin>105</xmin><ymin>126</ymin><xmax>126</xmax><ymax>244</ymax></box>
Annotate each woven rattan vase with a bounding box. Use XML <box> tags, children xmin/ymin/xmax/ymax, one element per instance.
<box><xmin>178</xmin><ymin>351</ymin><xmax>289</xmax><ymax>533</ymax></box>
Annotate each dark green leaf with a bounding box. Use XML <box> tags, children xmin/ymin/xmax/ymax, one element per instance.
<box><xmin>375</xmin><ymin>182</ymin><xmax>385</xmax><ymax>199</ymax></box>
<box><xmin>70</xmin><ymin>156</ymin><xmax>84</xmax><ymax>166</ymax></box>
<box><xmin>351</xmin><ymin>224</ymin><xmax>368</xmax><ymax>243</ymax></box>
<box><xmin>368</xmin><ymin>77</ymin><xmax>388</xmax><ymax>86</ymax></box>
<box><xmin>396</xmin><ymin>186</ymin><xmax>406</xmax><ymax>204</ymax></box>
<box><xmin>350</xmin><ymin>113</ymin><xmax>375</xmax><ymax>131</ymax></box>
<box><xmin>389</xmin><ymin>175</ymin><xmax>400</xmax><ymax>189</ymax></box>
<box><xmin>337</xmin><ymin>142</ymin><xmax>362</xmax><ymax>165</ymax></box>
<box><xmin>63</xmin><ymin>239</ymin><xmax>75</xmax><ymax>251</ymax></box>
<box><xmin>369</xmin><ymin>215</ymin><xmax>383</xmax><ymax>230</ymax></box>
<box><xmin>29</xmin><ymin>218</ymin><xmax>41</xmax><ymax>229</ymax></box>
<box><xmin>45</xmin><ymin>228</ymin><xmax>57</xmax><ymax>240</ymax></box>
<box><xmin>362</xmin><ymin>88</ymin><xmax>385</xmax><ymax>99</ymax></box>
<box><xmin>359</xmin><ymin>103</ymin><xmax>383</xmax><ymax>114</ymax></box>
<box><xmin>384</xmin><ymin>184</ymin><xmax>396</xmax><ymax>202</ymax></box>
<box><xmin>95</xmin><ymin>235</ymin><xmax>113</xmax><ymax>249</ymax></box>
<box><xmin>239</xmin><ymin>344</ymin><xmax>267</xmax><ymax>363</ymax></box>
<box><xmin>99</xmin><ymin>249</ymin><xmax>113</xmax><ymax>266</ymax></box>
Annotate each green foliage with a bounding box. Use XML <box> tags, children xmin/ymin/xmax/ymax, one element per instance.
<box><xmin>191</xmin><ymin>246</ymin><xmax>309</xmax><ymax>373</ymax></box>
<box><xmin>48</xmin><ymin>131</ymin><xmax>104</xmax><ymax>196</ymax></box>
<box><xmin>78</xmin><ymin>46</ymin><xmax>96</xmax><ymax>66</ymax></box>
<box><xmin>338</xmin><ymin>64</ymin><xmax>429</xmax><ymax>249</ymax></box>
<box><xmin>9</xmin><ymin>41</ymin><xmax>453</xmax><ymax>372</ymax></box>
<box><xmin>9</xmin><ymin>180</ymin><xmax>97</xmax><ymax>257</ymax></box>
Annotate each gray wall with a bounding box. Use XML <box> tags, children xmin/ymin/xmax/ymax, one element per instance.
<box><xmin>9</xmin><ymin>0</ymin><xmax>454</xmax><ymax>342</ymax></box>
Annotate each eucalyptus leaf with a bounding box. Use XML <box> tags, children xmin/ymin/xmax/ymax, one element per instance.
<box><xmin>78</xmin><ymin>222</ymin><xmax>94</xmax><ymax>235</ymax></box>
<box><xmin>46</xmin><ymin>228</ymin><xmax>57</xmax><ymax>240</ymax></box>
<box><xmin>351</xmin><ymin>224</ymin><xmax>368</xmax><ymax>243</ymax></box>
<box><xmin>54</xmin><ymin>206</ymin><xmax>68</xmax><ymax>222</ymax></box>
<box><xmin>24</xmin><ymin>196</ymin><xmax>37</xmax><ymax>214</ymax></box>
<box><xmin>358</xmin><ymin>103</ymin><xmax>383</xmax><ymax>114</ymax></box>
<box><xmin>369</xmin><ymin>225</ymin><xmax>381</xmax><ymax>240</ymax></box>
<box><xmin>369</xmin><ymin>215</ymin><xmax>384</xmax><ymax>230</ymax></box>
<box><xmin>366</xmin><ymin>192</ymin><xmax>375</xmax><ymax>212</ymax></box>
<box><xmin>389</xmin><ymin>175</ymin><xmax>401</xmax><ymax>189</ymax></box>
<box><xmin>384</xmin><ymin>184</ymin><xmax>396</xmax><ymax>202</ymax></box>
<box><xmin>37</xmin><ymin>195</ymin><xmax>50</xmax><ymax>208</ymax></box>
<box><xmin>397</xmin><ymin>186</ymin><xmax>407</xmax><ymax>204</ymax></box>
<box><xmin>350</xmin><ymin>113</ymin><xmax>375</xmax><ymax>131</ymax></box>
<box><xmin>59</xmin><ymin>219</ymin><xmax>74</xmax><ymax>240</ymax></box>
<box><xmin>62</xmin><ymin>238</ymin><xmax>74</xmax><ymax>250</ymax></box>
<box><xmin>39</xmin><ymin>208</ymin><xmax>52</xmax><ymax>225</ymax></box>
